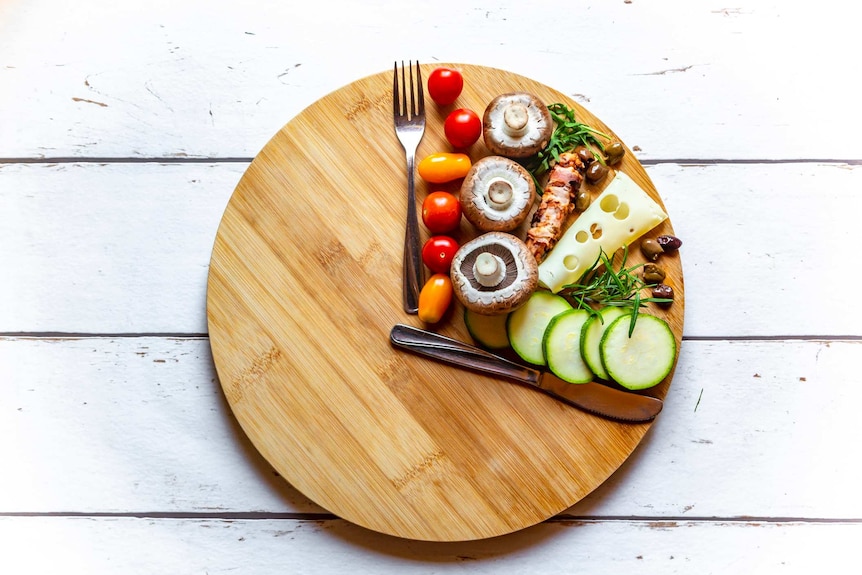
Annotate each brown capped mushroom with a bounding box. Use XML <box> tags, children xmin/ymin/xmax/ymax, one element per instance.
<box><xmin>450</xmin><ymin>232</ymin><xmax>538</xmax><ymax>315</ymax></box>
<box><xmin>460</xmin><ymin>156</ymin><xmax>536</xmax><ymax>232</ymax></box>
<box><xmin>482</xmin><ymin>92</ymin><xmax>554</xmax><ymax>158</ymax></box>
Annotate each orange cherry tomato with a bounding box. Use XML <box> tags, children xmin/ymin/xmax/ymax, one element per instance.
<box><xmin>417</xmin><ymin>153</ymin><xmax>472</xmax><ymax>183</ymax></box>
<box><xmin>418</xmin><ymin>273</ymin><xmax>453</xmax><ymax>324</ymax></box>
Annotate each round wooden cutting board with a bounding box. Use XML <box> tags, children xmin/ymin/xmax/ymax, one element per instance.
<box><xmin>206</xmin><ymin>64</ymin><xmax>684</xmax><ymax>542</ymax></box>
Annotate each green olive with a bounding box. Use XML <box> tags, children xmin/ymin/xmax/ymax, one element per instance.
<box><xmin>605</xmin><ymin>141</ymin><xmax>625</xmax><ymax>164</ymax></box>
<box><xmin>585</xmin><ymin>161</ymin><xmax>609</xmax><ymax>183</ymax></box>
<box><xmin>642</xmin><ymin>263</ymin><xmax>666</xmax><ymax>284</ymax></box>
<box><xmin>640</xmin><ymin>238</ymin><xmax>663</xmax><ymax>261</ymax></box>
<box><xmin>575</xmin><ymin>191</ymin><xmax>592</xmax><ymax>212</ymax></box>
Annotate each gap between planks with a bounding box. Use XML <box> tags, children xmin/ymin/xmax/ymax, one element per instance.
<box><xmin>0</xmin><ymin>511</ymin><xmax>860</xmax><ymax>526</ymax></box>
<box><xmin>2</xmin><ymin>333</ymin><xmax>861</xmax><ymax>342</ymax></box>
<box><xmin>1</xmin><ymin>157</ymin><xmax>862</xmax><ymax>165</ymax></box>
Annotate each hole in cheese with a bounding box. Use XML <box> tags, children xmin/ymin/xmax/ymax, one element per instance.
<box><xmin>575</xmin><ymin>230</ymin><xmax>588</xmax><ymax>243</ymax></box>
<box><xmin>614</xmin><ymin>202</ymin><xmax>630</xmax><ymax>220</ymax></box>
<box><xmin>600</xmin><ymin>194</ymin><xmax>619</xmax><ymax>213</ymax></box>
<box><xmin>590</xmin><ymin>223</ymin><xmax>602</xmax><ymax>240</ymax></box>
<box><xmin>563</xmin><ymin>254</ymin><xmax>579</xmax><ymax>270</ymax></box>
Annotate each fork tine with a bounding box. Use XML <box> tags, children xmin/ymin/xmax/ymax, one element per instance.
<box><xmin>408</xmin><ymin>61</ymin><xmax>415</xmax><ymax>118</ymax></box>
<box><xmin>393</xmin><ymin>61</ymin><xmax>424</xmax><ymax>120</ymax></box>
<box><xmin>393</xmin><ymin>61</ymin><xmax>399</xmax><ymax>116</ymax></box>
<box><xmin>415</xmin><ymin>62</ymin><xmax>424</xmax><ymax>115</ymax></box>
<box><xmin>401</xmin><ymin>61</ymin><xmax>408</xmax><ymax>118</ymax></box>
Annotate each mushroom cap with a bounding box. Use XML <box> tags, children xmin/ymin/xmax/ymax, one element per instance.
<box><xmin>450</xmin><ymin>232</ymin><xmax>539</xmax><ymax>315</ymax></box>
<box><xmin>460</xmin><ymin>156</ymin><xmax>536</xmax><ymax>232</ymax></box>
<box><xmin>482</xmin><ymin>92</ymin><xmax>554</xmax><ymax>158</ymax></box>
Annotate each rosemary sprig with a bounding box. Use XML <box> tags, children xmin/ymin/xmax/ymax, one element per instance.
<box><xmin>522</xmin><ymin>102</ymin><xmax>611</xmax><ymax>187</ymax></box>
<box><xmin>561</xmin><ymin>246</ymin><xmax>672</xmax><ymax>336</ymax></box>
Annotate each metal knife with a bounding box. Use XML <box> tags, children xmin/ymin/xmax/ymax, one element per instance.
<box><xmin>389</xmin><ymin>324</ymin><xmax>663</xmax><ymax>423</ymax></box>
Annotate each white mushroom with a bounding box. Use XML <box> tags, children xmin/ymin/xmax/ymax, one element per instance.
<box><xmin>482</xmin><ymin>92</ymin><xmax>554</xmax><ymax>158</ymax></box>
<box><xmin>460</xmin><ymin>156</ymin><xmax>535</xmax><ymax>232</ymax></box>
<box><xmin>450</xmin><ymin>232</ymin><xmax>538</xmax><ymax>315</ymax></box>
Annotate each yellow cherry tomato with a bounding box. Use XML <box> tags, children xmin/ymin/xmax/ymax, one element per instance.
<box><xmin>417</xmin><ymin>273</ymin><xmax>453</xmax><ymax>324</ymax></box>
<box><xmin>417</xmin><ymin>153</ymin><xmax>472</xmax><ymax>183</ymax></box>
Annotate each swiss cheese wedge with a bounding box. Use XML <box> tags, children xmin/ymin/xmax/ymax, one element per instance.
<box><xmin>538</xmin><ymin>171</ymin><xmax>667</xmax><ymax>293</ymax></box>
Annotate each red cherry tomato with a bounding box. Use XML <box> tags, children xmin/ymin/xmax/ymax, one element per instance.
<box><xmin>422</xmin><ymin>191</ymin><xmax>462</xmax><ymax>234</ymax></box>
<box><xmin>427</xmin><ymin>67</ymin><xmax>463</xmax><ymax>105</ymax></box>
<box><xmin>444</xmin><ymin>108</ymin><xmax>482</xmax><ymax>148</ymax></box>
<box><xmin>421</xmin><ymin>235</ymin><xmax>459</xmax><ymax>274</ymax></box>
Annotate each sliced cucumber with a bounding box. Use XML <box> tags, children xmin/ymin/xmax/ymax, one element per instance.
<box><xmin>507</xmin><ymin>291</ymin><xmax>572</xmax><ymax>365</ymax></box>
<box><xmin>580</xmin><ymin>306</ymin><xmax>628</xmax><ymax>381</ymax></box>
<box><xmin>543</xmin><ymin>309</ymin><xmax>594</xmax><ymax>383</ymax></box>
<box><xmin>600</xmin><ymin>313</ymin><xmax>676</xmax><ymax>390</ymax></box>
<box><xmin>464</xmin><ymin>308</ymin><xmax>510</xmax><ymax>350</ymax></box>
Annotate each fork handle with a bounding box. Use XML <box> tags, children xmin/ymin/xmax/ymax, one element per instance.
<box><xmin>402</xmin><ymin>153</ymin><xmax>423</xmax><ymax>314</ymax></box>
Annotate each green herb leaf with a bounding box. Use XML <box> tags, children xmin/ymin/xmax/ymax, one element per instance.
<box><xmin>560</xmin><ymin>246</ymin><xmax>667</xmax><ymax>332</ymax></box>
<box><xmin>629</xmin><ymin>293</ymin><xmax>640</xmax><ymax>337</ymax></box>
<box><xmin>522</xmin><ymin>102</ymin><xmax>611</xmax><ymax>187</ymax></box>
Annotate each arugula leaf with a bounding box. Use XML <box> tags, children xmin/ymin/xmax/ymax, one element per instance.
<box><xmin>522</xmin><ymin>102</ymin><xmax>611</xmax><ymax>185</ymax></box>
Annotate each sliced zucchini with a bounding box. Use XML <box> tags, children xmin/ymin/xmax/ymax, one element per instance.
<box><xmin>580</xmin><ymin>306</ymin><xmax>628</xmax><ymax>380</ymax></box>
<box><xmin>600</xmin><ymin>313</ymin><xmax>676</xmax><ymax>390</ymax></box>
<box><xmin>464</xmin><ymin>308</ymin><xmax>510</xmax><ymax>350</ymax></box>
<box><xmin>543</xmin><ymin>309</ymin><xmax>594</xmax><ymax>383</ymax></box>
<box><xmin>507</xmin><ymin>291</ymin><xmax>571</xmax><ymax>365</ymax></box>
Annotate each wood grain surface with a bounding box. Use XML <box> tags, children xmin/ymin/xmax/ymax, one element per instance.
<box><xmin>206</xmin><ymin>64</ymin><xmax>684</xmax><ymax>541</ymax></box>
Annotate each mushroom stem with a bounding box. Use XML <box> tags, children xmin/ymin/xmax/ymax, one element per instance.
<box><xmin>473</xmin><ymin>252</ymin><xmax>506</xmax><ymax>287</ymax></box>
<box><xmin>502</xmin><ymin>103</ymin><xmax>529</xmax><ymax>137</ymax></box>
<box><xmin>486</xmin><ymin>178</ymin><xmax>514</xmax><ymax>210</ymax></box>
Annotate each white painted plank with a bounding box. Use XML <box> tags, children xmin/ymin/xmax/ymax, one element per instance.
<box><xmin>1</xmin><ymin>162</ymin><xmax>857</xmax><ymax>336</ymax></box>
<box><xmin>0</xmin><ymin>162</ymin><xmax>242</xmax><ymax>334</ymax></box>
<box><xmin>1</xmin><ymin>1</ymin><xmax>860</xmax><ymax>160</ymax></box>
<box><xmin>652</xmin><ymin>161</ymin><xmax>862</xmax><ymax>338</ymax></box>
<box><xmin>2</xmin><ymin>337</ymin><xmax>860</xmax><ymax>520</ymax></box>
<box><xmin>1</xmin><ymin>516</ymin><xmax>858</xmax><ymax>574</ymax></box>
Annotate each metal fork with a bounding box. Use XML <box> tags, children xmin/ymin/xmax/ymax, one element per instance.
<box><xmin>392</xmin><ymin>61</ymin><xmax>426</xmax><ymax>314</ymax></box>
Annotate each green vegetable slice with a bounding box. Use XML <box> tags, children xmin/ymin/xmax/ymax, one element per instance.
<box><xmin>464</xmin><ymin>308</ymin><xmax>510</xmax><ymax>350</ymax></box>
<box><xmin>543</xmin><ymin>309</ymin><xmax>594</xmax><ymax>383</ymax></box>
<box><xmin>507</xmin><ymin>291</ymin><xmax>571</xmax><ymax>366</ymax></box>
<box><xmin>600</xmin><ymin>313</ymin><xmax>676</xmax><ymax>390</ymax></box>
<box><xmin>580</xmin><ymin>306</ymin><xmax>628</xmax><ymax>380</ymax></box>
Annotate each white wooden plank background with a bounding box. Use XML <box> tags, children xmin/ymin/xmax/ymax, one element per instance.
<box><xmin>1</xmin><ymin>0</ymin><xmax>858</xmax><ymax>572</ymax></box>
<box><xmin>2</xmin><ymin>0</ymin><xmax>862</xmax><ymax>161</ymax></box>
<box><xmin>2</xmin><ymin>517</ymin><xmax>859</xmax><ymax>574</ymax></box>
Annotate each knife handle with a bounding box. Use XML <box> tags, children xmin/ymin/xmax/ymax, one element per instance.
<box><xmin>389</xmin><ymin>324</ymin><xmax>539</xmax><ymax>384</ymax></box>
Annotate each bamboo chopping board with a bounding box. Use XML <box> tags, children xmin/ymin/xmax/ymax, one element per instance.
<box><xmin>206</xmin><ymin>64</ymin><xmax>684</xmax><ymax>542</ymax></box>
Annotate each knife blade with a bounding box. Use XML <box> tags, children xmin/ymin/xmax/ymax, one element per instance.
<box><xmin>389</xmin><ymin>323</ymin><xmax>663</xmax><ymax>423</ymax></box>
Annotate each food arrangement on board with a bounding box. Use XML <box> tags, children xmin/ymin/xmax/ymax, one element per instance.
<box><xmin>407</xmin><ymin>66</ymin><xmax>683</xmax><ymax>393</ymax></box>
